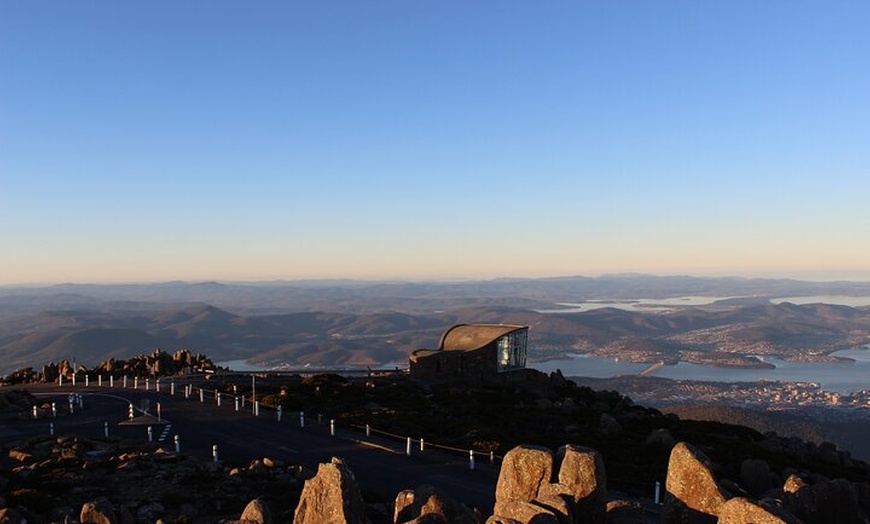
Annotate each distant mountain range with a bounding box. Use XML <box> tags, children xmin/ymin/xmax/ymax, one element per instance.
<box><xmin>1</xmin><ymin>275</ymin><xmax>869</xmax><ymax>374</ymax></box>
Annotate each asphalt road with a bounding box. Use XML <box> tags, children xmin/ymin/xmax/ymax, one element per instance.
<box><xmin>2</xmin><ymin>384</ymin><xmax>499</xmax><ymax>512</ymax></box>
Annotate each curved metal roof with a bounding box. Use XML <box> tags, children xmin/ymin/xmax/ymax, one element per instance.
<box><xmin>438</xmin><ymin>323</ymin><xmax>527</xmax><ymax>352</ymax></box>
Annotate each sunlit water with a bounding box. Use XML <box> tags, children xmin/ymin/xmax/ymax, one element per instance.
<box><xmin>532</xmin><ymin>346</ymin><xmax>870</xmax><ymax>394</ymax></box>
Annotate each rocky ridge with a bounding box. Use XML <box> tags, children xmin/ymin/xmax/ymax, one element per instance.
<box><xmin>3</xmin><ymin>431</ymin><xmax>870</xmax><ymax>524</ymax></box>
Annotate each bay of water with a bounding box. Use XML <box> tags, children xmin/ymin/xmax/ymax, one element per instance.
<box><xmin>532</xmin><ymin>346</ymin><xmax>870</xmax><ymax>394</ymax></box>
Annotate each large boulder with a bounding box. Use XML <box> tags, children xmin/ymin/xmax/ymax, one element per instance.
<box><xmin>393</xmin><ymin>485</ymin><xmax>477</xmax><ymax>524</ymax></box>
<box><xmin>663</xmin><ymin>442</ymin><xmax>729</xmax><ymax>524</ymax></box>
<box><xmin>555</xmin><ymin>444</ymin><xmax>606</xmax><ymax>524</ymax></box>
<box><xmin>739</xmin><ymin>459</ymin><xmax>776</xmax><ymax>497</ymax></box>
<box><xmin>491</xmin><ymin>501</ymin><xmax>559</xmax><ymax>524</ymax></box>
<box><xmin>294</xmin><ymin>457</ymin><xmax>369</xmax><ymax>524</ymax></box>
<box><xmin>784</xmin><ymin>478</ymin><xmax>865</xmax><ymax>524</ymax></box>
<box><xmin>80</xmin><ymin>498</ymin><xmax>118</xmax><ymax>524</ymax></box>
<box><xmin>717</xmin><ymin>497</ymin><xmax>801</xmax><ymax>524</ymax></box>
<box><xmin>240</xmin><ymin>498</ymin><xmax>272</xmax><ymax>524</ymax></box>
<box><xmin>495</xmin><ymin>446</ymin><xmax>554</xmax><ymax>505</ymax></box>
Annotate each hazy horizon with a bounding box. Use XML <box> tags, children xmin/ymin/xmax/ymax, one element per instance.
<box><xmin>5</xmin><ymin>270</ymin><xmax>870</xmax><ymax>289</ymax></box>
<box><xmin>2</xmin><ymin>3</ymin><xmax>868</xmax><ymax>286</ymax></box>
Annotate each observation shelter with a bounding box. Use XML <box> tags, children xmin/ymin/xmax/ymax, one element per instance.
<box><xmin>409</xmin><ymin>323</ymin><xmax>528</xmax><ymax>383</ymax></box>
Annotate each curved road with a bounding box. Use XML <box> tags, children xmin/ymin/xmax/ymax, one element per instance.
<box><xmin>2</xmin><ymin>384</ymin><xmax>498</xmax><ymax>512</ymax></box>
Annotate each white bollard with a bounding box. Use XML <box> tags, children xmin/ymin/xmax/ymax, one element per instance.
<box><xmin>78</xmin><ymin>394</ymin><xmax>83</xmax><ymax>408</ymax></box>
<box><xmin>145</xmin><ymin>378</ymin><xmax>150</xmax><ymax>391</ymax></box>
<box><xmin>185</xmin><ymin>385</ymin><xmax>190</xmax><ymax>399</ymax></box>
<box><xmin>235</xmin><ymin>397</ymin><xmax>239</xmax><ymax>412</ymax></box>
<box><xmin>170</xmin><ymin>381</ymin><xmax>175</xmax><ymax>395</ymax></box>
<box><xmin>365</xmin><ymin>424</ymin><xmax>370</xmax><ymax>437</ymax></box>
<box><xmin>71</xmin><ymin>374</ymin><xmax>75</xmax><ymax>387</ymax></box>
<box><xmin>32</xmin><ymin>405</ymin><xmax>38</xmax><ymax>419</ymax></box>
<box><xmin>277</xmin><ymin>405</ymin><xmax>282</xmax><ymax>422</ymax></box>
<box><xmin>104</xmin><ymin>421</ymin><xmax>109</xmax><ymax>437</ymax></box>
<box><xmin>330</xmin><ymin>418</ymin><xmax>335</xmax><ymax>436</ymax></box>
<box><xmin>420</xmin><ymin>438</ymin><xmax>425</xmax><ymax>452</ymax></box>
<box><xmin>59</xmin><ymin>374</ymin><xmax>64</xmax><ymax>386</ymax></box>
<box><xmin>85</xmin><ymin>375</ymin><xmax>89</xmax><ymax>387</ymax></box>
<box><xmin>134</xmin><ymin>377</ymin><xmax>139</xmax><ymax>389</ymax></box>
<box><xmin>174</xmin><ymin>435</ymin><xmax>181</xmax><ymax>453</ymax></box>
<box><xmin>98</xmin><ymin>375</ymin><xmax>102</xmax><ymax>387</ymax></box>
<box><xmin>490</xmin><ymin>451</ymin><xmax>495</xmax><ymax>463</ymax></box>
<box><xmin>147</xmin><ymin>426</ymin><xmax>153</xmax><ymax>442</ymax></box>
<box><xmin>110</xmin><ymin>375</ymin><xmax>114</xmax><ymax>388</ymax></box>
<box><xmin>216</xmin><ymin>393</ymin><xmax>221</xmax><ymax>407</ymax></box>
<box><xmin>123</xmin><ymin>375</ymin><xmax>127</xmax><ymax>388</ymax></box>
<box><xmin>50</xmin><ymin>422</ymin><xmax>55</xmax><ymax>436</ymax></box>
<box><xmin>51</xmin><ymin>402</ymin><xmax>57</xmax><ymax>418</ymax></box>
<box><xmin>406</xmin><ymin>437</ymin><xmax>412</xmax><ymax>456</ymax></box>
<box><xmin>469</xmin><ymin>450</ymin><xmax>475</xmax><ymax>470</ymax></box>
<box><xmin>212</xmin><ymin>444</ymin><xmax>219</xmax><ymax>463</ymax></box>
<box><xmin>156</xmin><ymin>379</ymin><xmax>161</xmax><ymax>393</ymax></box>
<box><xmin>157</xmin><ymin>402</ymin><xmax>162</xmax><ymax>422</ymax></box>
<box><xmin>199</xmin><ymin>389</ymin><xmax>204</xmax><ymax>403</ymax></box>
<box><xmin>254</xmin><ymin>401</ymin><xmax>260</xmax><ymax>417</ymax></box>
<box><xmin>300</xmin><ymin>411</ymin><xmax>305</xmax><ymax>428</ymax></box>
<box><xmin>655</xmin><ymin>481</ymin><xmax>661</xmax><ymax>504</ymax></box>
<box><xmin>69</xmin><ymin>398</ymin><xmax>74</xmax><ymax>414</ymax></box>
<box><xmin>128</xmin><ymin>403</ymin><xmax>134</xmax><ymax>420</ymax></box>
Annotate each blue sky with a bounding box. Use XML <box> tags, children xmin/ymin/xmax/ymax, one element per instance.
<box><xmin>2</xmin><ymin>2</ymin><xmax>869</xmax><ymax>284</ymax></box>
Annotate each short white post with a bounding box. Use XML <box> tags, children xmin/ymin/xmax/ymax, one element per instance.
<box><xmin>110</xmin><ymin>375</ymin><xmax>114</xmax><ymax>388</ymax></box>
<box><xmin>51</xmin><ymin>402</ymin><xmax>57</xmax><ymax>418</ymax></box>
<box><xmin>216</xmin><ymin>393</ymin><xmax>222</xmax><ymax>407</ymax></box>
<box><xmin>85</xmin><ymin>375</ymin><xmax>89</xmax><ymax>387</ymax></box>
<box><xmin>69</xmin><ymin>396</ymin><xmax>74</xmax><ymax>414</ymax></box>
<box><xmin>300</xmin><ymin>411</ymin><xmax>305</xmax><ymax>428</ymax></box>
<box><xmin>145</xmin><ymin>378</ymin><xmax>150</xmax><ymax>391</ymax></box>
<box><xmin>655</xmin><ymin>481</ymin><xmax>661</xmax><ymax>505</ymax></box>
<box><xmin>235</xmin><ymin>396</ymin><xmax>239</xmax><ymax>411</ymax></box>
<box><xmin>50</xmin><ymin>422</ymin><xmax>55</xmax><ymax>436</ymax></box>
<box><xmin>174</xmin><ymin>435</ymin><xmax>181</xmax><ymax>453</ymax></box>
<box><xmin>78</xmin><ymin>394</ymin><xmax>83</xmax><ymax>408</ymax></box>
<box><xmin>123</xmin><ymin>375</ymin><xmax>127</xmax><ymax>388</ymax></box>
<box><xmin>98</xmin><ymin>375</ymin><xmax>102</xmax><ymax>387</ymax></box>
<box><xmin>104</xmin><ymin>421</ymin><xmax>109</xmax><ymax>437</ymax></box>
<box><xmin>277</xmin><ymin>405</ymin><xmax>283</xmax><ymax>422</ymax></box>
<box><xmin>406</xmin><ymin>437</ymin><xmax>412</xmax><ymax>456</ymax></box>
<box><xmin>420</xmin><ymin>438</ymin><xmax>425</xmax><ymax>452</ymax></box>
<box><xmin>32</xmin><ymin>405</ymin><xmax>38</xmax><ymax>419</ymax></box>
<box><xmin>59</xmin><ymin>374</ymin><xmax>64</xmax><ymax>386</ymax></box>
<box><xmin>128</xmin><ymin>403</ymin><xmax>134</xmax><ymax>420</ymax></box>
<box><xmin>469</xmin><ymin>450</ymin><xmax>475</xmax><ymax>470</ymax></box>
<box><xmin>147</xmin><ymin>426</ymin><xmax>153</xmax><ymax>442</ymax></box>
<box><xmin>212</xmin><ymin>444</ymin><xmax>219</xmax><ymax>463</ymax></box>
<box><xmin>134</xmin><ymin>377</ymin><xmax>139</xmax><ymax>389</ymax></box>
<box><xmin>156</xmin><ymin>379</ymin><xmax>161</xmax><ymax>393</ymax></box>
<box><xmin>255</xmin><ymin>401</ymin><xmax>260</xmax><ymax>417</ymax></box>
<box><xmin>490</xmin><ymin>451</ymin><xmax>495</xmax><ymax>463</ymax></box>
<box><xmin>71</xmin><ymin>374</ymin><xmax>75</xmax><ymax>387</ymax></box>
<box><xmin>199</xmin><ymin>389</ymin><xmax>204</xmax><ymax>403</ymax></box>
<box><xmin>185</xmin><ymin>385</ymin><xmax>190</xmax><ymax>399</ymax></box>
<box><xmin>330</xmin><ymin>418</ymin><xmax>335</xmax><ymax>436</ymax></box>
<box><xmin>156</xmin><ymin>402</ymin><xmax>162</xmax><ymax>422</ymax></box>
<box><xmin>170</xmin><ymin>381</ymin><xmax>175</xmax><ymax>395</ymax></box>
<box><xmin>365</xmin><ymin>424</ymin><xmax>370</xmax><ymax>437</ymax></box>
